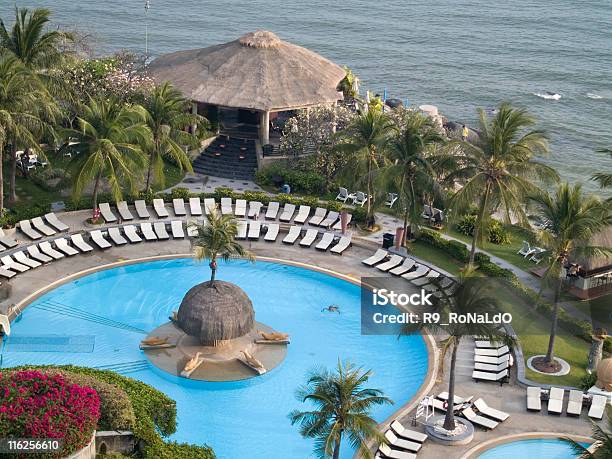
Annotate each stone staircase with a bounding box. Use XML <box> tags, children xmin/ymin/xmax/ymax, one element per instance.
<box><xmin>193</xmin><ymin>137</ymin><xmax>258</xmax><ymax>180</ymax></box>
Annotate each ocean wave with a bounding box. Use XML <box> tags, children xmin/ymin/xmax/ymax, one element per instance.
<box><xmin>586</xmin><ymin>93</ymin><xmax>603</xmax><ymax>100</ymax></box>
<box><xmin>533</xmin><ymin>92</ymin><xmax>561</xmax><ymax>100</ymax></box>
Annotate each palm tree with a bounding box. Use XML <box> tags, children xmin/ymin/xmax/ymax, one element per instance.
<box><xmin>141</xmin><ymin>82</ymin><xmax>208</xmax><ymax>191</ymax></box>
<box><xmin>563</xmin><ymin>406</ymin><xmax>611</xmax><ymax>458</ymax></box>
<box><xmin>379</xmin><ymin>111</ymin><xmax>444</xmax><ymax>244</ymax></box>
<box><xmin>402</xmin><ymin>269</ymin><xmax>513</xmax><ymax>431</ymax></box>
<box><xmin>289</xmin><ymin>360</ymin><xmax>392</xmax><ymax>459</ymax></box>
<box><xmin>190</xmin><ymin>209</ymin><xmax>254</xmax><ymax>285</ymax></box>
<box><xmin>528</xmin><ymin>183</ymin><xmax>612</xmax><ymax>366</ymax></box>
<box><xmin>448</xmin><ymin>103</ymin><xmax>558</xmax><ymax>264</ymax></box>
<box><xmin>68</xmin><ymin>97</ymin><xmax>148</xmax><ymax>212</ymax></box>
<box><xmin>335</xmin><ymin>110</ymin><xmax>393</xmax><ymax>225</ymax></box>
<box><xmin>592</xmin><ymin>148</ymin><xmax>612</xmax><ymax>190</ymax></box>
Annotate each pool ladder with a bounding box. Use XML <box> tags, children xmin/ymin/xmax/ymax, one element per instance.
<box><xmin>95</xmin><ymin>360</ymin><xmax>150</xmax><ymax>374</ymax></box>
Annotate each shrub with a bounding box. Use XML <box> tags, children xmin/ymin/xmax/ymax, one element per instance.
<box><xmin>300</xmin><ymin>196</ymin><xmax>319</xmax><ymax>208</ymax></box>
<box><xmin>456</xmin><ymin>214</ymin><xmax>510</xmax><ymax>245</ymax></box>
<box><xmin>351</xmin><ymin>206</ymin><xmax>367</xmax><ymax>223</ymax></box>
<box><xmin>213</xmin><ymin>187</ymin><xmax>236</xmax><ymax>200</ymax></box>
<box><xmin>242</xmin><ymin>191</ymin><xmax>270</xmax><ymax>204</ymax></box>
<box><xmin>0</xmin><ymin>371</ymin><xmax>100</xmax><ymax>458</ymax></box>
<box><xmin>255</xmin><ymin>164</ymin><xmax>326</xmax><ymax>195</ymax></box>
<box><xmin>579</xmin><ymin>372</ymin><xmax>598</xmax><ymax>391</ymax></box>
<box><xmin>171</xmin><ymin>187</ymin><xmax>192</xmax><ymax>200</ymax></box>
<box><xmin>2</xmin><ymin>202</ymin><xmax>52</xmax><ymax>228</ymax></box>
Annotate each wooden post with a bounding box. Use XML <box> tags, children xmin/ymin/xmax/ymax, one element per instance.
<box><xmin>260</xmin><ymin>111</ymin><xmax>270</xmax><ymax>145</ymax></box>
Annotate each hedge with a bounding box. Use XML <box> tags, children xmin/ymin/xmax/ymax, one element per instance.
<box><xmin>254</xmin><ymin>164</ymin><xmax>327</xmax><ymax>195</ymax></box>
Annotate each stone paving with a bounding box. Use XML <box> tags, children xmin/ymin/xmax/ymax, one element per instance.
<box><xmin>167</xmin><ymin>172</ymin><xmax>265</xmax><ymax>194</ymax></box>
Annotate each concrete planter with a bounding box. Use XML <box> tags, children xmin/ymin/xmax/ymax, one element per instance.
<box><xmin>64</xmin><ymin>432</ymin><xmax>96</xmax><ymax>459</ymax></box>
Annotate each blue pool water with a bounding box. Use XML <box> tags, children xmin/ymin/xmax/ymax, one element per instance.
<box><xmin>2</xmin><ymin>259</ymin><xmax>429</xmax><ymax>458</ymax></box>
<box><xmin>478</xmin><ymin>438</ymin><xmax>589</xmax><ymax>459</ymax></box>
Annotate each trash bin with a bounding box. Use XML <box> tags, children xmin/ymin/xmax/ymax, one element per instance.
<box><xmin>382</xmin><ymin>233</ymin><xmax>394</xmax><ymax>249</ymax></box>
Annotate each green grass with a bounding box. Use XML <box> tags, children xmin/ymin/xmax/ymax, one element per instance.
<box><xmin>408</xmin><ymin>241</ymin><xmax>465</xmax><ymax>277</ymax></box>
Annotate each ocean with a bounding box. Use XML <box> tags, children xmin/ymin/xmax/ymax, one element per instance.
<box><xmin>2</xmin><ymin>0</ymin><xmax>611</xmax><ymax>194</ymax></box>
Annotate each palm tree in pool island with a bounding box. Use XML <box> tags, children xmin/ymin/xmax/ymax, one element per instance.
<box><xmin>290</xmin><ymin>360</ymin><xmax>392</xmax><ymax>459</ymax></box>
<box><xmin>190</xmin><ymin>209</ymin><xmax>254</xmax><ymax>285</ymax></box>
<box><xmin>528</xmin><ymin>183</ymin><xmax>612</xmax><ymax>369</ymax></box>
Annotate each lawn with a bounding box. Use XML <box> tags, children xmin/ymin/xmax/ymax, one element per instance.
<box><xmin>408</xmin><ymin>240</ymin><xmax>465</xmax><ymax>277</ymax></box>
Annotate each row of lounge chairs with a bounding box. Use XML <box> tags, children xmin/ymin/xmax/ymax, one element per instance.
<box><xmin>517</xmin><ymin>241</ymin><xmax>546</xmax><ymax>264</ymax></box>
<box><xmin>526</xmin><ymin>386</ymin><xmax>608</xmax><ymax>419</ymax></box>
<box><xmin>431</xmin><ymin>392</ymin><xmax>510</xmax><ymax>431</ymax></box>
<box><xmin>18</xmin><ymin>213</ymin><xmax>69</xmax><ymax>240</ymax></box>
<box><xmin>472</xmin><ymin>340</ymin><xmax>512</xmax><ymax>385</ymax></box>
<box><xmin>376</xmin><ymin>419</ymin><xmax>428</xmax><ymax>459</ymax></box>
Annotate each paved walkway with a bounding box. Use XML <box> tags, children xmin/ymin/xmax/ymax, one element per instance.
<box><xmin>168</xmin><ymin>172</ymin><xmax>265</xmax><ymax>194</ymax></box>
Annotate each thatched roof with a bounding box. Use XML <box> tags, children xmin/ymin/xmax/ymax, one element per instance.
<box><xmin>177</xmin><ymin>280</ymin><xmax>254</xmax><ymax>345</ymax></box>
<box><xmin>147</xmin><ymin>31</ymin><xmax>345</xmax><ymax>111</ymax></box>
<box><xmin>574</xmin><ymin>227</ymin><xmax>612</xmax><ymax>275</ymax></box>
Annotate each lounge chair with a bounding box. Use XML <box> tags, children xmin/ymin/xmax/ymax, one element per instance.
<box><xmin>134</xmin><ymin>200</ymin><xmax>150</xmax><ymax>219</ymax></box>
<box><xmin>389</xmin><ymin>420</ymin><xmax>428</xmax><ymax>443</ymax></box>
<box><xmin>548</xmin><ymin>387</ymin><xmax>565</xmax><ymax>414</ymax></box>
<box><xmin>412</xmin><ymin>270</ymin><xmax>440</xmax><ymax>286</ymax></box>
<box><xmin>474</xmin><ymin>345</ymin><xmax>509</xmax><ymax>357</ymax></box>
<box><xmin>279</xmin><ymin>204</ymin><xmax>296</xmax><ymax>222</ymax></box>
<box><xmin>116</xmin><ymin>201</ymin><xmax>134</xmax><ymax>220</ymax></box>
<box><xmin>108</xmin><ymin>227</ymin><xmax>128</xmax><ymax>245</ymax></box>
<box><xmin>332</xmin><ymin>213</ymin><xmax>352</xmax><ymax>230</ymax></box>
<box><xmin>473</xmin><ymin>398</ymin><xmax>510</xmax><ymax>422</ymax></box>
<box><xmin>236</xmin><ymin>221</ymin><xmax>248</xmax><ymax>240</ymax></box>
<box><xmin>401</xmin><ymin>264</ymin><xmax>429</xmax><ymax>280</ymax></box>
<box><xmin>0</xmin><ymin>229</ymin><xmax>18</xmax><ymax>249</ymax></box>
<box><xmin>39</xmin><ymin>241</ymin><xmax>64</xmax><ymax>260</ymax></box>
<box><xmin>362</xmin><ymin>249</ymin><xmax>388</xmax><ymax>266</ymax></box>
<box><xmin>71</xmin><ymin>233</ymin><xmax>94</xmax><ymax>252</ymax></box>
<box><xmin>19</xmin><ymin>220</ymin><xmax>43</xmax><ymax>240</ymax></box>
<box><xmin>421</xmin><ymin>205</ymin><xmax>433</xmax><ymax>220</ymax></box>
<box><xmin>308</xmin><ymin>207</ymin><xmax>327</xmax><ymax>226</ymax></box>
<box><xmin>475</xmin><ymin>353</ymin><xmax>510</xmax><ymax>365</ymax></box>
<box><xmin>330</xmin><ymin>236</ymin><xmax>351</xmax><ymax>255</ymax></box>
<box><xmin>475</xmin><ymin>340</ymin><xmax>502</xmax><ymax>348</ymax></box>
<box><xmin>153</xmin><ymin>222</ymin><xmax>170</xmax><ymax>240</ymax></box>
<box><xmin>44</xmin><ymin>213</ymin><xmax>69</xmax><ymax>232</ymax></box>
<box><xmin>248</xmin><ymin>221</ymin><xmax>261</xmax><ymax>240</ymax></box>
<box><xmin>437</xmin><ymin>392</ymin><xmax>473</xmax><ymax>405</ymax></box>
<box><xmin>282</xmin><ymin>226</ymin><xmax>301</xmax><ymax>244</ymax></box>
<box><xmin>588</xmin><ymin>394</ymin><xmax>607</xmax><ymax>420</ymax></box>
<box><xmin>385</xmin><ymin>192</ymin><xmax>398</xmax><ymax>207</ymax></box>
<box><xmin>319</xmin><ymin>211</ymin><xmax>339</xmax><ymax>228</ymax></box>
<box><xmin>1</xmin><ymin>256</ymin><xmax>30</xmax><ymax>272</ymax></box>
<box><xmin>27</xmin><ymin>244</ymin><xmax>52</xmax><ymax>263</ymax></box>
<box><xmin>472</xmin><ymin>369</ymin><xmax>508</xmax><ymax>385</ymax></box>
<box><xmin>566</xmin><ymin>390</ymin><xmax>584</xmax><ymax>416</ymax></box>
<box><xmin>389</xmin><ymin>258</ymin><xmax>416</xmax><ymax>276</ymax></box>
<box><xmin>173</xmin><ymin>198</ymin><xmax>187</xmax><ymax>216</ymax></box>
<box><xmin>293</xmin><ymin>205</ymin><xmax>311</xmax><ymax>224</ymax></box>
<box><xmin>180</xmin><ymin>353</ymin><xmax>205</xmax><ymax>378</ymax></box>
<box><xmin>171</xmin><ymin>221</ymin><xmax>185</xmax><ymax>239</ymax></box>
<box><xmin>0</xmin><ymin>267</ymin><xmax>16</xmax><ymax>279</ymax></box>
<box><xmin>474</xmin><ymin>361</ymin><xmax>509</xmax><ymax>373</ymax></box>
<box><xmin>189</xmin><ymin>197</ymin><xmax>203</xmax><ymax>216</ymax></box>
<box><xmin>352</xmin><ymin>191</ymin><xmax>368</xmax><ymax>207</ymax></box>
<box><xmin>431</xmin><ymin>208</ymin><xmax>445</xmax><ymax>227</ymax></box>
<box><xmin>517</xmin><ymin>240</ymin><xmax>535</xmax><ymax>257</ymax></box>
<box><xmin>529</xmin><ymin>247</ymin><xmax>546</xmax><ymax>264</ymax></box>
<box><xmin>54</xmin><ymin>238</ymin><xmax>78</xmax><ymax>256</ymax></box>
<box><xmin>31</xmin><ymin>217</ymin><xmax>56</xmax><ymax>237</ymax></box>
<box><xmin>204</xmin><ymin>198</ymin><xmax>216</xmax><ymax>214</ymax></box>
<box><xmin>265</xmin><ymin>202</ymin><xmax>280</xmax><ymax>219</ymax></box>
<box><xmin>299</xmin><ymin>229</ymin><xmax>319</xmax><ymax>247</ymax></box>
<box><xmin>124</xmin><ymin>225</ymin><xmax>143</xmax><ymax>243</ymax></box>
<box><xmin>376</xmin><ymin>444</ymin><xmax>416</xmax><ymax>459</ymax></box>
<box><xmin>140</xmin><ymin>223</ymin><xmax>157</xmax><ymax>241</ymax></box>
<box><xmin>99</xmin><ymin>203</ymin><xmax>118</xmax><ymax>223</ymax></box>
<box><xmin>336</xmin><ymin>187</ymin><xmax>351</xmax><ymax>203</ymax></box>
<box><xmin>315</xmin><ymin>232</ymin><xmax>335</xmax><ymax>251</ymax></box>
<box><xmin>234</xmin><ymin>199</ymin><xmax>247</xmax><ymax>217</ymax></box>
<box><xmin>377</xmin><ymin>255</ymin><xmax>404</xmax><ymax>272</ymax></box>
<box><xmin>248</xmin><ymin>201</ymin><xmax>263</xmax><ymax>218</ymax></box>
<box><xmin>221</xmin><ymin>198</ymin><xmax>233</xmax><ymax>215</ymax></box>
<box><xmin>384</xmin><ymin>430</ymin><xmax>421</xmax><ymax>453</ymax></box>
<box><xmin>153</xmin><ymin>199</ymin><xmax>169</xmax><ymax>218</ymax></box>
<box><xmin>13</xmin><ymin>251</ymin><xmax>41</xmax><ymax>268</ymax></box>
<box><xmin>526</xmin><ymin>386</ymin><xmax>542</xmax><ymax>411</ymax></box>
<box><xmin>264</xmin><ymin>223</ymin><xmax>280</xmax><ymax>242</ymax></box>
<box><xmin>461</xmin><ymin>407</ymin><xmax>499</xmax><ymax>430</ymax></box>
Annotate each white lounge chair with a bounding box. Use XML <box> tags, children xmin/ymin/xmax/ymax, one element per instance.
<box><xmin>221</xmin><ymin>198</ymin><xmax>233</xmax><ymax>215</ymax></box>
<box><xmin>108</xmin><ymin>227</ymin><xmax>128</xmax><ymax>245</ymax></box>
<box><xmin>385</xmin><ymin>192</ymin><xmax>398</xmax><ymax>208</ymax></box>
<box><xmin>377</xmin><ymin>255</ymin><xmax>404</xmax><ymax>272</ymax></box>
<box><xmin>472</xmin><ymin>369</ymin><xmax>508</xmax><ymax>385</ymax></box>
<box><xmin>352</xmin><ymin>191</ymin><xmax>368</xmax><ymax>207</ymax></box>
<box><xmin>19</xmin><ymin>220</ymin><xmax>43</xmax><ymax>240</ymax></box>
<box><xmin>71</xmin><ymin>233</ymin><xmax>94</xmax><ymax>252</ymax></box>
<box><xmin>473</xmin><ymin>398</ymin><xmax>510</xmax><ymax>422</ymax></box>
<box><xmin>332</xmin><ymin>213</ymin><xmax>352</xmax><ymax>230</ymax></box>
<box><xmin>401</xmin><ymin>264</ymin><xmax>429</xmax><ymax>280</ymax></box>
<box><xmin>474</xmin><ymin>345</ymin><xmax>509</xmax><ymax>357</ymax></box>
<box><xmin>336</xmin><ymin>187</ymin><xmax>351</xmax><ymax>203</ymax></box>
<box><xmin>330</xmin><ymin>236</ymin><xmax>351</xmax><ymax>255</ymax></box>
<box><xmin>140</xmin><ymin>223</ymin><xmax>157</xmax><ymax>241</ymax></box>
<box><xmin>0</xmin><ymin>228</ymin><xmax>18</xmax><ymax>249</ymax></box>
<box><xmin>1</xmin><ymin>256</ymin><xmax>30</xmax><ymax>272</ymax></box>
<box><xmin>529</xmin><ymin>247</ymin><xmax>546</xmax><ymax>264</ymax></box>
<box><xmin>588</xmin><ymin>394</ymin><xmax>607</xmax><ymax>420</ymax></box>
<box><xmin>293</xmin><ymin>205</ymin><xmax>311</xmax><ymax>224</ymax></box>
<box><xmin>517</xmin><ymin>240</ymin><xmax>535</xmax><ymax>257</ymax></box>
<box><xmin>389</xmin><ymin>258</ymin><xmax>416</xmax><ymax>276</ymax></box>
<box><xmin>461</xmin><ymin>407</ymin><xmax>498</xmax><ymax>430</ymax></box>
<box><xmin>362</xmin><ymin>249</ymin><xmax>388</xmax><ymax>266</ymax></box>
<box><xmin>308</xmin><ymin>207</ymin><xmax>327</xmax><ymax>226</ymax></box>
<box><xmin>265</xmin><ymin>202</ymin><xmax>280</xmax><ymax>219</ymax></box>
<box><xmin>548</xmin><ymin>387</ymin><xmax>565</xmax><ymax>414</ymax></box>
<box><xmin>204</xmin><ymin>198</ymin><xmax>216</xmax><ymax>214</ymax></box>
<box><xmin>124</xmin><ymin>225</ymin><xmax>143</xmax><ymax>243</ymax></box>
<box><xmin>527</xmin><ymin>386</ymin><xmax>542</xmax><ymax>411</ymax></box>
<box><xmin>475</xmin><ymin>354</ymin><xmax>511</xmax><ymax>366</ymax></box>
<box><xmin>31</xmin><ymin>217</ymin><xmax>56</xmax><ymax>236</ymax></box>
<box><xmin>27</xmin><ymin>244</ymin><xmax>52</xmax><ymax>263</ymax></box>
<box><xmin>421</xmin><ymin>205</ymin><xmax>433</xmax><ymax>220</ymax></box>
<box><xmin>319</xmin><ymin>211</ymin><xmax>339</xmax><ymax>228</ymax></box>
<box><xmin>279</xmin><ymin>204</ymin><xmax>296</xmax><ymax>222</ymax></box>
<box><xmin>248</xmin><ymin>201</ymin><xmax>263</xmax><ymax>218</ymax></box>
<box><xmin>134</xmin><ymin>200</ymin><xmax>150</xmax><ymax>219</ymax></box>
<box><xmin>474</xmin><ymin>361</ymin><xmax>509</xmax><ymax>373</ymax></box>
<box><xmin>153</xmin><ymin>222</ymin><xmax>170</xmax><ymax>240</ymax></box>
<box><xmin>377</xmin><ymin>443</ymin><xmax>416</xmax><ymax>459</ymax></box>
<box><xmin>475</xmin><ymin>340</ymin><xmax>502</xmax><ymax>348</ymax></box>
<box><xmin>99</xmin><ymin>203</ymin><xmax>118</xmax><ymax>223</ymax></box>
<box><xmin>173</xmin><ymin>198</ymin><xmax>187</xmax><ymax>216</ymax></box>
<box><xmin>566</xmin><ymin>390</ymin><xmax>584</xmax><ymax>416</ymax></box>
<box><xmin>0</xmin><ymin>267</ymin><xmax>16</xmax><ymax>279</ymax></box>
<box><xmin>236</xmin><ymin>221</ymin><xmax>248</xmax><ymax>240</ymax></box>
<box><xmin>437</xmin><ymin>392</ymin><xmax>473</xmax><ymax>405</ymax></box>
<box><xmin>171</xmin><ymin>220</ymin><xmax>185</xmax><ymax>239</ymax></box>
<box><xmin>39</xmin><ymin>241</ymin><xmax>64</xmax><ymax>259</ymax></box>
<box><xmin>283</xmin><ymin>226</ymin><xmax>301</xmax><ymax>245</ymax></box>
<box><xmin>384</xmin><ymin>430</ymin><xmax>421</xmax><ymax>453</ymax></box>
<box><xmin>153</xmin><ymin>199</ymin><xmax>169</xmax><ymax>218</ymax></box>
<box><xmin>315</xmin><ymin>232</ymin><xmax>335</xmax><ymax>251</ymax></box>
<box><xmin>13</xmin><ymin>251</ymin><xmax>41</xmax><ymax>268</ymax></box>
<box><xmin>389</xmin><ymin>420</ymin><xmax>428</xmax><ymax>443</ymax></box>
<box><xmin>248</xmin><ymin>221</ymin><xmax>261</xmax><ymax>240</ymax></box>
<box><xmin>189</xmin><ymin>197</ymin><xmax>203</xmax><ymax>216</ymax></box>
<box><xmin>116</xmin><ymin>201</ymin><xmax>134</xmax><ymax>220</ymax></box>
<box><xmin>412</xmin><ymin>269</ymin><xmax>440</xmax><ymax>286</ymax></box>
<box><xmin>54</xmin><ymin>238</ymin><xmax>78</xmax><ymax>256</ymax></box>
<box><xmin>234</xmin><ymin>199</ymin><xmax>247</xmax><ymax>217</ymax></box>
<box><xmin>299</xmin><ymin>229</ymin><xmax>318</xmax><ymax>247</ymax></box>
<box><xmin>44</xmin><ymin>213</ymin><xmax>69</xmax><ymax>232</ymax></box>
<box><xmin>264</xmin><ymin>223</ymin><xmax>280</xmax><ymax>242</ymax></box>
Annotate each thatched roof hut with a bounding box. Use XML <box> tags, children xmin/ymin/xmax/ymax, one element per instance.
<box><xmin>574</xmin><ymin>227</ymin><xmax>612</xmax><ymax>275</ymax></box>
<box><xmin>177</xmin><ymin>280</ymin><xmax>254</xmax><ymax>346</ymax></box>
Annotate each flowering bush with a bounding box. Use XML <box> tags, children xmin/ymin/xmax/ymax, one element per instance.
<box><xmin>0</xmin><ymin>371</ymin><xmax>100</xmax><ymax>458</ymax></box>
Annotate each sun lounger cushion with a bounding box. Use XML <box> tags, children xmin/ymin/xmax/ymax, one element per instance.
<box><xmin>588</xmin><ymin>394</ymin><xmax>607</xmax><ymax>419</ymax></box>
<box><xmin>384</xmin><ymin>430</ymin><xmax>421</xmax><ymax>453</ymax></box>
<box><xmin>330</xmin><ymin>236</ymin><xmax>351</xmax><ymax>254</ymax></box>
<box><xmin>547</xmin><ymin>387</ymin><xmax>565</xmax><ymax>414</ymax></box>
<box><xmin>140</xmin><ymin>223</ymin><xmax>157</xmax><ymax>241</ymax></box>
<box><xmin>248</xmin><ymin>201</ymin><xmax>263</xmax><ymax>218</ymax></box>
<box><xmin>39</xmin><ymin>241</ymin><xmax>64</xmax><ymax>259</ymax></box>
<box><xmin>54</xmin><ymin>238</ymin><xmax>79</xmax><ymax>256</ymax></box>
<box><xmin>283</xmin><ymin>226</ymin><xmax>301</xmax><ymax>244</ymax></box>
<box><xmin>461</xmin><ymin>407</ymin><xmax>498</xmax><ymax>430</ymax></box>
<box><xmin>116</xmin><ymin>201</ymin><xmax>134</xmax><ymax>220</ymax></box>
<box><xmin>134</xmin><ymin>200</ymin><xmax>150</xmax><ymax>219</ymax></box>
<box><xmin>248</xmin><ymin>221</ymin><xmax>261</xmax><ymax>239</ymax></box>
<box><xmin>27</xmin><ymin>245</ymin><xmax>52</xmax><ymax>262</ymax></box>
<box><xmin>293</xmin><ymin>206</ymin><xmax>310</xmax><ymax>224</ymax></box>
<box><xmin>173</xmin><ymin>198</ymin><xmax>187</xmax><ymax>216</ymax></box>
<box><xmin>44</xmin><ymin>213</ymin><xmax>69</xmax><ymax>231</ymax></box>
<box><xmin>526</xmin><ymin>386</ymin><xmax>542</xmax><ymax>411</ymax></box>
<box><xmin>377</xmin><ymin>255</ymin><xmax>404</xmax><ymax>272</ymax></box>
<box><xmin>566</xmin><ymin>390</ymin><xmax>584</xmax><ymax>416</ymax></box>
<box><xmin>265</xmin><ymin>202</ymin><xmax>280</xmax><ymax>219</ymax></box>
<box><xmin>362</xmin><ymin>249</ymin><xmax>388</xmax><ymax>266</ymax></box>
<box><xmin>189</xmin><ymin>197</ymin><xmax>203</xmax><ymax>216</ymax></box>
<box><xmin>124</xmin><ymin>225</ymin><xmax>142</xmax><ymax>243</ymax></box>
<box><xmin>377</xmin><ymin>444</ymin><xmax>416</xmax><ymax>459</ymax></box>
<box><xmin>108</xmin><ymin>227</ymin><xmax>128</xmax><ymax>245</ymax></box>
<box><xmin>153</xmin><ymin>199</ymin><xmax>169</xmax><ymax>218</ymax></box>
<box><xmin>71</xmin><ymin>234</ymin><xmax>94</xmax><ymax>252</ymax></box>
<box><xmin>308</xmin><ymin>207</ymin><xmax>327</xmax><ymax>226</ymax></box>
<box><xmin>236</xmin><ymin>221</ymin><xmax>248</xmax><ymax>239</ymax></box>
<box><xmin>19</xmin><ymin>220</ymin><xmax>43</xmax><ymax>240</ymax></box>
<box><xmin>153</xmin><ymin>222</ymin><xmax>170</xmax><ymax>240</ymax></box>
<box><xmin>264</xmin><ymin>223</ymin><xmax>279</xmax><ymax>242</ymax></box>
<box><xmin>473</xmin><ymin>398</ymin><xmax>509</xmax><ymax>421</ymax></box>
<box><xmin>99</xmin><ymin>203</ymin><xmax>118</xmax><ymax>222</ymax></box>
<box><xmin>315</xmin><ymin>232</ymin><xmax>335</xmax><ymax>250</ymax></box>
<box><xmin>234</xmin><ymin>199</ymin><xmax>247</xmax><ymax>217</ymax></box>
<box><xmin>389</xmin><ymin>420</ymin><xmax>428</xmax><ymax>443</ymax></box>
<box><xmin>171</xmin><ymin>221</ymin><xmax>185</xmax><ymax>238</ymax></box>
<box><xmin>14</xmin><ymin>251</ymin><xmax>41</xmax><ymax>268</ymax></box>
<box><xmin>299</xmin><ymin>229</ymin><xmax>318</xmax><ymax>247</ymax></box>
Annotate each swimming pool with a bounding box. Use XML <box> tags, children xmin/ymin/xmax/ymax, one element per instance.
<box><xmin>477</xmin><ymin>438</ymin><xmax>589</xmax><ymax>459</ymax></box>
<box><xmin>2</xmin><ymin>258</ymin><xmax>429</xmax><ymax>458</ymax></box>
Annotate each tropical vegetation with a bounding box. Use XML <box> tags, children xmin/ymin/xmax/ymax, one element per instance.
<box><xmin>564</xmin><ymin>406</ymin><xmax>612</xmax><ymax>459</ymax></box>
